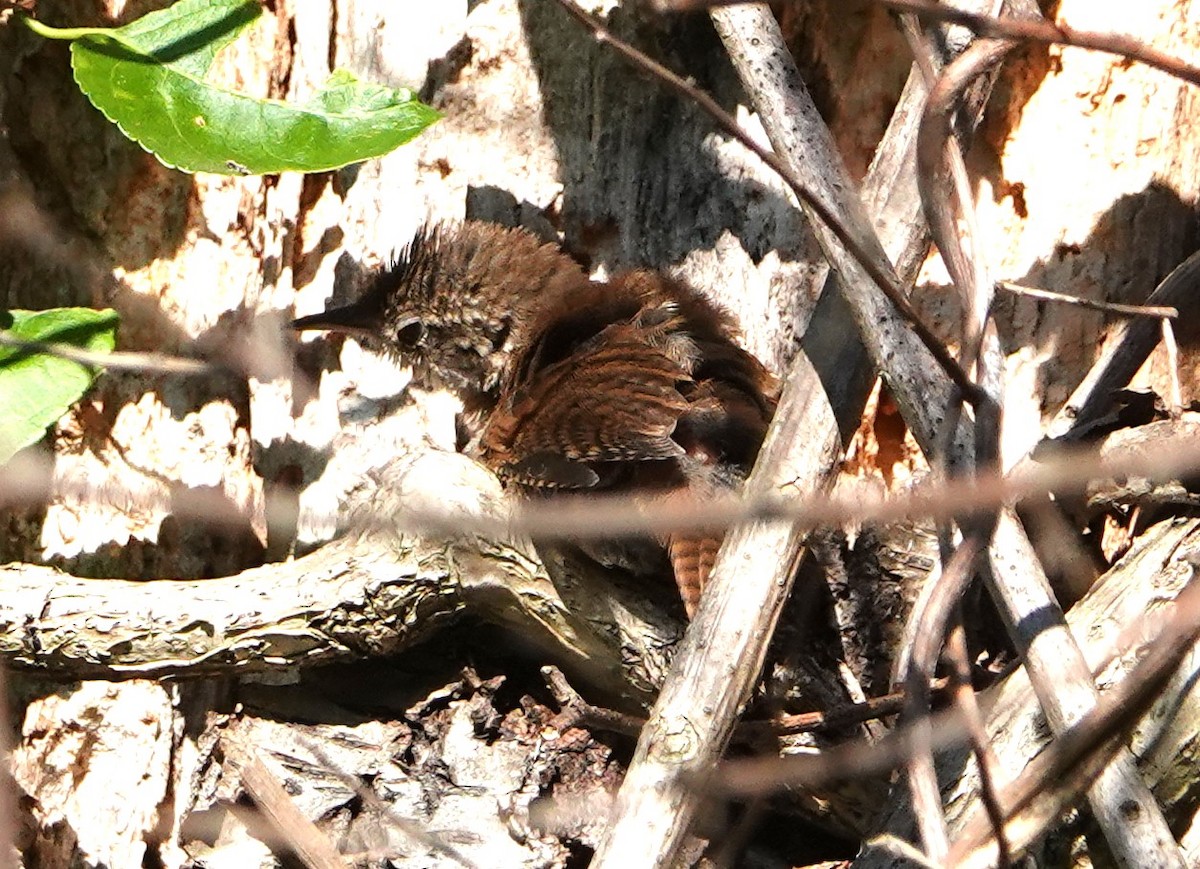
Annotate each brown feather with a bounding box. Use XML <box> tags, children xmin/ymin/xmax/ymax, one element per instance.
<box><xmin>482</xmin><ymin>266</ymin><xmax>777</xmax><ymax>616</ymax></box>
<box><xmin>668</xmin><ymin>535</ymin><xmax>722</xmax><ymax>620</ymax></box>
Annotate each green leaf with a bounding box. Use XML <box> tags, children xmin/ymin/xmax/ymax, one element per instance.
<box><xmin>0</xmin><ymin>308</ymin><xmax>119</xmax><ymax>465</ymax></box>
<box><xmin>97</xmin><ymin>0</ymin><xmax>257</xmax><ymax>77</ymax></box>
<box><xmin>25</xmin><ymin>0</ymin><xmax>439</xmax><ymax>175</ymax></box>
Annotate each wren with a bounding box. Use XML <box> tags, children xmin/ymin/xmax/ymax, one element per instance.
<box><xmin>293</xmin><ymin>221</ymin><xmax>778</xmax><ymax>617</ymax></box>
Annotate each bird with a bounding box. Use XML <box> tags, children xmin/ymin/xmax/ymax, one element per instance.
<box><xmin>292</xmin><ymin>220</ymin><xmax>777</xmax><ymax>617</ymax></box>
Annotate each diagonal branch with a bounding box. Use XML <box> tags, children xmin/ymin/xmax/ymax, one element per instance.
<box><xmin>548</xmin><ymin>0</ymin><xmax>982</xmax><ymax>404</ymax></box>
<box><xmin>913</xmin><ymin>7</ymin><xmax>1185</xmax><ymax>862</ymax></box>
<box><xmin>591</xmin><ymin>1</ymin><xmax>1012</xmax><ymax>864</ymax></box>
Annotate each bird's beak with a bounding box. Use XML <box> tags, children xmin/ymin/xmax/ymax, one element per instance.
<box><xmin>291</xmin><ymin>296</ymin><xmax>383</xmax><ymax>339</ymax></box>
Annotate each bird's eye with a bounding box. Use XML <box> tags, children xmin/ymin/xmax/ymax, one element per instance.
<box><xmin>395</xmin><ymin>320</ymin><xmax>426</xmax><ymax>349</ymax></box>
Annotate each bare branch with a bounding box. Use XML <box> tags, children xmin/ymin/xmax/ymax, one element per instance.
<box><xmin>652</xmin><ymin>0</ymin><xmax>1200</xmax><ymax>91</ymax></box>
<box><xmin>996</xmin><ymin>281</ymin><xmax>1179</xmax><ymax>318</ymax></box>
<box><xmin>900</xmin><ymin>535</ymin><xmax>989</xmax><ymax>860</ymax></box>
<box><xmin>542</xmin><ymin>666</ymin><xmax>646</xmax><ymax>738</ymax></box>
<box><xmin>950</xmin><ymin>563</ymin><xmax>1200</xmax><ymax>867</ymax></box>
<box><xmin>547</xmin><ymin>0</ymin><xmax>982</xmax><ymax>403</ymax></box>
<box><xmin>1041</xmin><ymin>249</ymin><xmax>1200</xmax><ymax>442</ymax></box>
<box><xmin>7</xmin><ymin>419</ymin><xmax>1200</xmax><ymax>550</ymax></box>
<box><xmin>221</xmin><ymin>736</ymin><xmax>349</xmax><ymax>869</ymax></box>
<box><xmin>0</xmin><ymin>333</ymin><xmax>217</xmax><ymax>376</ymax></box>
<box><xmin>877</xmin><ymin>0</ymin><xmax>1200</xmax><ymax>87</ymax></box>
<box><xmin>759</xmin><ymin>678</ymin><xmax>950</xmax><ymax>737</ymax></box>
<box><xmin>294</xmin><ymin>735</ymin><xmax>480</xmax><ymax>869</ymax></box>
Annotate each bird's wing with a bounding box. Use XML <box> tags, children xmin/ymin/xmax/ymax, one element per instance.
<box><xmin>481</xmin><ymin>328</ymin><xmax>691</xmax><ymax>489</ymax></box>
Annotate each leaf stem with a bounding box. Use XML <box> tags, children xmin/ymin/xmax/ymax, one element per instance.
<box><xmin>18</xmin><ymin>13</ymin><xmax>115</xmax><ymax>41</ymax></box>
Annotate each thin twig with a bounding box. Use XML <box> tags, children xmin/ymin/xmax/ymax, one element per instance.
<box><xmin>548</xmin><ymin>0</ymin><xmax>983</xmax><ymax>404</ymax></box>
<box><xmin>544</xmin><ymin>663</ymin><xmax>950</xmax><ymax>742</ymax></box>
<box><xmin>1040</xmin><ymin>249</ymin><xmax>1200</xmax><ymax>443</ymax></box>
<box><xmin>1162</xmin><ymin>317</ymin><xmax>1184</xmax><ymax>417</ymax></box>
<box><xmin>945</xmin><ymin>617</ymin><xmax>1011</xmax><ymax>868</ymax></box>
<box><xmin>760</xmin><ymin>677</ymin><xmax>951</xmax><ymax>736</ymax></box>
<box><xmin>295</xmin><ymin>736</ymin><xmax>480</xmax><ymax>869</ymax></box>
<box><xmin>653</xmin><ymin>0</ymin><xmax>1200</xmax><ymax>91</ymax></box>
<box><xmin>222</xmin><ymin>736</ymin><xmax>348</xmax><ymax>869</ymax></box>
<box><xmin>877</xmin><ymin>0</ymin><xmax>1200</xmax><ymax>87</ymax></box>
<box><xmin>997</xmin><ymin>281</ymin><xmax>1180</xmax><ymax>318</ymax></box>
<box><xmin>903</xmin><ymin>12</ymin><xmax>996</xmax><ymax>376</ymax></box>
<box><xmin>949</xmin><ymin>569</ymin><xmax>1200</xmax><ymax>866</ymax></box>
<box><xmin>717</xmin><ymin>705</ymin><xmax>972</xmax><ymax>796</ymax></box>
<box><xmin>915</xmin><ymin>29</ymin><xmax>1014</xmax><ymax>387</ymax></box>
<box><xmin>0</xmin><ymin>333</ymin><xmax>216</xmax><ymax>376</ymax></box>
<box><xmin>542</xmin><ymin>666</ymin><xmax>646</xmax><ymax>738</ymax></box>
<box><xmin>901</xmin><ymin>534</ymin><xmax>989</xmax><ymax>860</ymax></box>
<box><xmin>6</xmin><ymin>419</ymin><xmax>1200</xmax><ymax>543</ymax></box>
<box><xmin>394</xmin><ymin>427</ymin><xmax>1200</xmax><ymax>541</ymax></box>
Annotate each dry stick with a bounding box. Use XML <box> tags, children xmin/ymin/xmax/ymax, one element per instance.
<box><xmin>1161</xmin><ymin>317</ymin><xmax>1184</xmax><ymax>416</ymax></box>
<box><xmin>294</xmin><ymin>736</ymin><xmax>480</xmax><ymax>869</ymax></box>
<box><xmin>996</xmin><ymin>281</ymin><xmax>1179</xmax><ymax>318</ymax></box>
<box><xmin>943</xmin><ymin>618</ymin><xmax>1011</xmax><ymax>869</ymax></box>
<box><xmin>804</xmin><ymin>65</ymin><xmax>950</xmax><ymax>441</ymax></box>
<box><xmin>918</xmin><ymin>18</ymin><xmax>1186</xmax><ymax>866</ymax></box>
<box><xmin>901</xmin><ymin>12</ymin><xmax>997</xmax><ymax>374</ymax></box>
<box><xmin>589</xmin><ymin>0</ymin><xmax>1010</xmax><ymax>861</ymax></box>
<box><xmin>718</xmin><ymin>704</ymin><xmax>972</xmax><ymax>798</ymax></box>
<box><xmin>546</xmin><ymin>662</ymin><xmax>946</xmax><ymax>741</ymax></box>
<box><xmin>996</xmin><ymin>390</ymin><xmax>1190</xmax><ymax>851</ymax></box>
<box><xmin>905</xmin><ymin>529</ymin><xmax>1009</xmax><ymax>863</ymax></box>
<box><xmin>764</xmin><ymin>677</ymin><xmax>951</xmax><ymax>737</ymax></box>
<box><xmin>656</xmin><ymin>0</ymin><xmax>1200</xmax><ymax>90</ymax></box>
<box><xmin>900</xmin><ymin>536</ymin><xmax>988</xmax><ymax>859</ymax></box>
<box><xmin>8</xmin><ymin>417</ymin><xmax>1200</xmax><ymax>552</ymax></box>
<box><xmin>1039</xmin><ymin>249</ymin><xmax>1200</xmax><ymax>443</ymax></box>
<box><xmin>910</xmin><ymin>19</ymin><xmax>1009</xmax><ymax>490</ymax></box>
<box><xmin>222</xmin><ymin>738</ymin><xmax>349</xmax><ymax>869</ymax></box>
<box><xmin>548</xmin><ymin>0</ymin><xmax>982</xmax><ymax>406</ymax></box>
<box><xmin>763</xmin><ymin>44</ymin><xmax>1008</xmax><ymax>869</ymax></box>
<box><xmin>543</xmin><ymin>665</ymin><xmax>646</xmax><ymax>738</ymax></box>
<box><xmin>876</xmin><ymin>0</ymin><xmax>1200</xmax><ymax>87</ymax></box>
<box><xmin>948</xmin><ymin>571</ymin><xmax>1200</xmax><ymax>868</ymax></box>
<box><xmin>0</xmin><ymin>333</ymin><xmax>216</xmax><ymax>376</ymax></box>
<box><xmin>899</xmin><ymin>15</ymin><xmax>1008</xmax><ymax>860</ymax></box>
